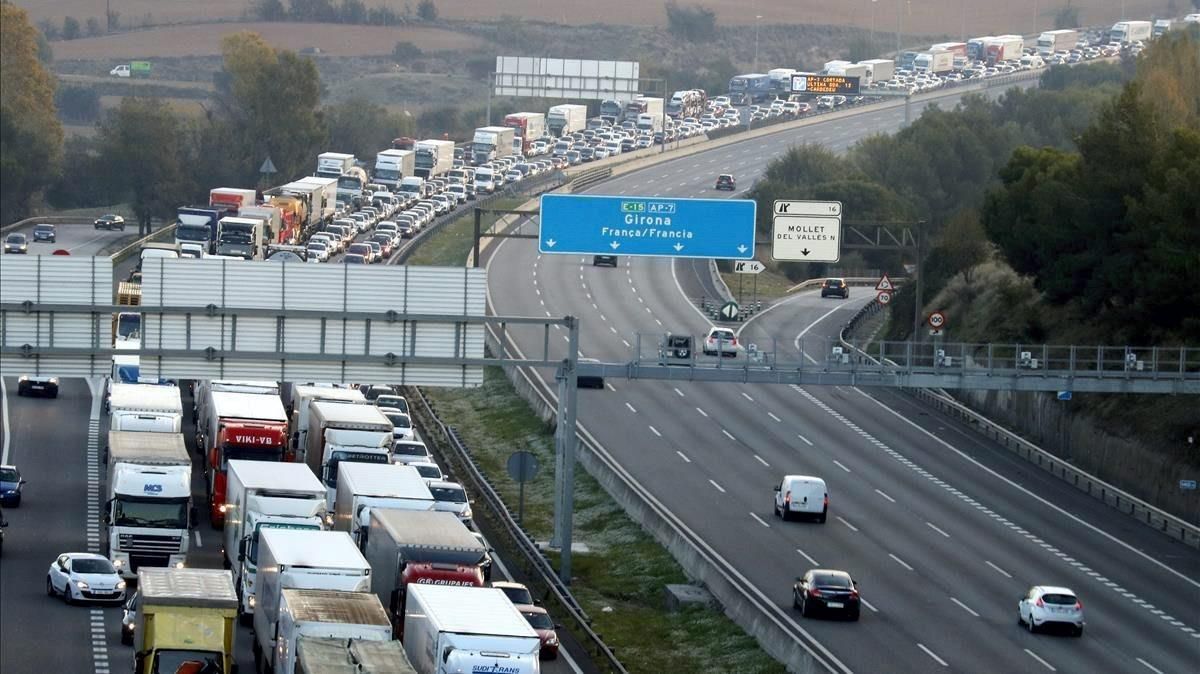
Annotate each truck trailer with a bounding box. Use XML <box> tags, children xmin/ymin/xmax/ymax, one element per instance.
<box><xmin>362</xmin><ymin>509</ymin><xmax>487</xmax><ymax>637</ymax></box>
<box><xmin>107</xmin><ymin>383</ymin><xmax>183</xmax><ymax>433</ymax></box>
<box><xmin>373</xmin><ymin>149</ymin><xmax>416</xmax><ymax>189</ymax></box>
<box><xmin>134</xmin><ymin>568</ymin><xmax>238</xmax><ymax>674</ymax></box>
<box><xmin>546</xmin><ymin>104</ymin><xmax>587</xmax><ymax>137</ymax></box>
<box><xmin>858</xmin><ymin>59</ymin><xmax>895</xmax><ymax>85</ymax></box>
<box><xmin>274</xmin><ymin>589</ymin><xmax>393</xmax><ymax>674</ymax></box>
<box><xmin>334</xmin><ymin>463</ymin><xmax>434</xmax><ymax>548</ymax></box>
<box><xmin>287</xmin><ymin>385</ymin><xmax>367</xmax><ymax>462</ymax></box>
<box><xmin>106</xmin><ymin>431</ymin><xmax>192</xmax><ymax>580</ymax></box>
<box><xmin>296</xmin><ymin>637</ymin><xmax>415</xmax><ymax>674</ymax></box>
<box><xmin>503</xmin><ymin>113</ymin><xmax>546</xmax><ymax>155</ymax></box>
<box><xmin>254</xmin><ymin>529</ymin><xmax>373</xmax><ymax>674</ymax></box>
<box><xmin>403</xmin><ymin>585</ymin><xmax>541</xmax><ymax>674</ymax></box>
<box><xmin>471</xmin><ymin>126</ymin><xmax>515</xmax><ymax>166</ymax></box>
<box><xmin>1036</xmin><ymin>29</ymin><xmax>1079</xmax><ymax>56</ymax></box>
<box><xmin>985</xmin><ymin>35</ymin><xmax>1026</xmax><ymax>64</ymax></box>
<box><xmin>294</xmin><ymin>176</ymin><xmax>339</xmax><ymax>226</ymax></box>
<box><xmin>316</xmin><ymin>152</ymin><xmax>356</xmax><ymax>179</ymax></box>
<box><xmin>414</xmin><ymin>139</ymin><xmax>455</xmax><ymax>179</ymax></box>
<box><xmin>1109</xmin><ymin>20</ymin><xmax>1152</xmax><ymax>44</ymax></box>
<box><xmin>304</xmin><ymin>401</ymin><xmax>394</xmax><ymax>508</ymax></box>
<box><xmin>196</xmin><ymin>388</ymin><xmax>290</xmax><ymax>527</ymax></box>
<box><xmin>913</xmin><ymin>49</ymin><xmax>954</xmax><ymax>75</ymax></box>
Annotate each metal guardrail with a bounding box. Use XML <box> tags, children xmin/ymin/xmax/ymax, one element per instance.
<box><xmin>408</xmin><ymin>387</ymin><xmax>628</xmax><ymax>673</ymax></box>
<box><xmin>569</xmin><ymin>167</ymin><xmax>613</xmax><ymax>193</ymax></box>
<box><xmin>109</xmin><ymin>224</ymin><xmax>177</xmax><ymax>264</ymax></box>
<box><xmin>837</xmin><ymin>301</ymin><xmax>1200</xmax><ymax>548</ymax></box>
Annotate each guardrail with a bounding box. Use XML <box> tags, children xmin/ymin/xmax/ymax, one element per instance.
<box><xmin>787</xmin><ymin>276</ymin><xmax>906</xmax><ymax>294</ymax></box>
<box><xmin>837</xmin><ymin>301</ymin><xmax>1200</xmax><ymax>549</ymax></box>
<box><xmin>0</xmin><ymin>215</ymin><xmax>95</xmax><ymax>235</ymax></box>
<box><xmin>408</xmin><ymin>387</ymin><xmax>628</xmax><ymax>673</ymax></box>
<box><xmin>109</xmin><ymin>224</ymin><xmax>177</xmax><ymax>264</ymax></box>
<box><xmin>569</xmin><ymin>166</ymin><xmax>613</xmax><ymax>193</ymax></box>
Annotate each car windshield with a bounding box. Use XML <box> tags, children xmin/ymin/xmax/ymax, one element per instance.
<box><xmin>429</xmin><ymin>485</ymin><xmax>466</xmax><ymax>503</ymax></box>
<box><xmin>826</xmin><ymin>280</ymin><xmax>844</xmax><ymax>287</ymax></box>
<box><xmin>72</xmin><ymin>558</ymin><xmax>117</xmax><ymax>574</ymax></box>
<box><xmin>499</xmin><ymin>585</ymin><xmax>533</xmax><ymax>604</ymax></box>
<box><xmin>35</xmin><ymin>225</ymin><xmax>53</xmax><ymax>232</ymax></box>
<box><xmin>385</xmin><ymin>412</ymin><xmax>411</xmax><ymax>429</ymax></box>
<box><xmin>812</xmin><ymin>573</ymin><xmax>853</xmax><ymax>588</ymax></box>
<box><xmin>6</xmin><ymin>234</ymin><xmax>23</xmax><ymax>243</ymax></box>
<box><xmin>376</xmin><ymin>396</ymin><xmax>408</xmax><ymax>413</ymax></box>
<box><xmin>393</xmin><ymin>443</ymin><xmax>428</xmax><ymax>457</ymax></box>
<box><xmin>523</xmin><ymin>611</ymin><xmax>554</xmax><ymax>629</ymax></box>
<box><xmin>0</xmin><ymin>467</ymin><xmax>19</xmax><ymax>482</ymax></box>
<box><xmin>112</xmin><ymin>497</ymin><xmax>188</xmax><ymax>529</ymax></box>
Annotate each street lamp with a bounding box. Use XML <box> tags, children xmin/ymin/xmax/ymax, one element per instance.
<box><xmin>754</xmin><ymin>15</ymin><xmax>763</xmax><ymax>72</ymax></box>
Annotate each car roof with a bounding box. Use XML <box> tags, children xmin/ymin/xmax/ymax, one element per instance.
<box><xmin>783</xmin><ymin>475</ymin><xmax>825</xmax><ymax>484</ymax></box>
<box><xmin>427</xmin><ymin>480</ymin><xmax>461</xmax><ymax>490</ymax></box>
<box><xmin>63</xmin><ymin>552</ymin><xmax>109</xmax><ymax>561</ymax></box>
<box><xmin>491</xmin><ymin>581</ymin><xmax>527</xmax><ymax>590</ymax></box>
<box><xmin>806</xmin><ymin>568</ymin><xmax>853</xmax><ymax>578</ymax></box>
<box><xmin>1033</xmin><ymin>585</ymin><xmax>1076</xmax><ymax>595</ymax></box>
<box><xmin>519</xmin><ymin>604</ymin><xmax>549</xmax><ymax>616</ymax></box>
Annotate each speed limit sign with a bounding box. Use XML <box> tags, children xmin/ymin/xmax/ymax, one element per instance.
<box><xmin>877</xmin><ymin>291</ymin><xmax>892</xmax><ymax>305</ymax></box>
<box><xmin>928</xmin><ymin>311</ymin><xmax>946</xmax><ymax>329</ymax></box>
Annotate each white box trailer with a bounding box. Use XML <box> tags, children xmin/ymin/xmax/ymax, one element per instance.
<box><xmin>546</xmin><ymin>104</ymin><xmax>587</xmax><ymax>137</ymax></box>
<box><xmin>305</xmin><ymin>402</ymin><xmax>394</xmax><ymax>508</ymax></box>
<box><xmin>274</xmin><ymin>589</ymin><xmax>393</xmax><ymax>674</ymax></box>
<box><xmin>858</xmin><ymin>59</ymin><xmax>895</xmax><ymax>85</ymax></box>
<box><xmin>288</xmin><ymin>385</ymin><xmax>367</xmax><ymax>462</ymax></box>
<box><xmin>254</xmin><ymin>529</ymin><xmax>372</xmax><ymax>674</ymax></box>
<box><xmin>224</xmin><ymin>460</ymin><xmax>327</xmax><ymax>617</ymax></box>
<box><xmin>294</xmin><ymin>176</ymin><xmax>339</xmax><ymax>225</ymax></box>
<box><xmin>108</xmin><ymin>383</ymin><xmax>183</xmax><ymax>433</ymax></box>
<box><xmin>106</xmin><ymin>431</ymin><xmax>192</xmax><ymax>579</ymax></box>
<box><xmin>334</xmin><ymin>463</ymin><xmax>434</xmax><ymax>547</ymax></box>
<box><xmin>403</xmin><ymin>585</ymin><xmax>541</xmax><ymax>674</ymax></box>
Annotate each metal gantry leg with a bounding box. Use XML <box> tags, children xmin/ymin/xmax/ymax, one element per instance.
<box><xmin>551</xmin><ymin>316</ymin><xmax>580</xmax><ymax>584</ymax></box>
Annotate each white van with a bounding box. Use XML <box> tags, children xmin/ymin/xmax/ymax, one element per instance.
<box><xmin>773</xmin><ymin>475</ymin><xmax>828</xmax><ymax>522</ymax></box>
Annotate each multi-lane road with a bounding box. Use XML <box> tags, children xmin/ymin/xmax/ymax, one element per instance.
<box><xmin>4</xmin><ymin>222</ymin><xmax>136</xmax><ymax>257</ymax></box>
<box><xmin>485</xmin><ymin>88</ymin><xmax>1200</xmax><ymax>672</ymax></box>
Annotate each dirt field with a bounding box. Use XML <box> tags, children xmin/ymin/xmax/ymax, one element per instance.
<box><xmin>48</xmin><ymin>22</ymin><xmax>477</xmax><ymax>60</ymax></box>
<box><xmin>21</xmin><ymin>0</ymin><xmax>1171</xmax><ymax>37</ymax></box>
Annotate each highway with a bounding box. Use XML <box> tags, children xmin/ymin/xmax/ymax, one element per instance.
<box><xmin>484</xmin><ymin>86</ymin><xmax>1200</xmax><ymax>673</ymax></box>
<box><xmin>4</xmin><ymin>221</ymin><xmax>136</xmax><ymax>257</ymax></box>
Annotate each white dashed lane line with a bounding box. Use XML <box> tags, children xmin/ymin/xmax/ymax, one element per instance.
<box><xmin>926</xmin><ymin>522</ymin><xmax>951</xmax><ymax>538</ymax></box>
<box><xmin>874</xmin><ymin>488</ymin><xmax>895</xmax><ymax>503</ymax></box>
<box><xmin>796</xmin><ymin>548</ymin><xmax>819</xmax><ymax>566</ymax></box>
<box><xmin>889</xmin><ymin>553</ymin><xmax>914</xmax><ymax>571</ymax></box>
<box><xmin>1024</xmin><ymin>648</ymin><xmax>1056</xmax><ymax>671</ymax></box>
<box><xmin>709</xmin><ymin>479</ymin><xmax>726</xmax><ymax>493</ymax></box>
<box><xmin>749</xmin><ymin>513</ymin><xmax>770</xmax><ymax>528</ymax></box>
<box><xmin>625</xmin><ymin>402</ymin><xmax>637</xmax><ymax>414</ymax></box>
<box><xmin>767</xmin><ymin>412</ymin><xmax>782</xmax><ymax>422</ymax></box>
<box><xmin>648</xmin><ymin>425</ymin><xmax>661</xmax><ymax>437</ymax></box>
<box><xmin>950</xmin><ymin>597</ymin><xmax>979</xmax><ymax>617</ymax></box>
<box><xmin>676</xmin><ymin>451</ymin><xmax>692</xmax><ymax>463</ymax></box>
<box><xmin>917</xmin><ymin>644</ymin><xmax>949</xmax><ymax>668</ymax></box>
<box><xmin>696</xmin><ymin>407</ymin><xmax>708</xmax><ymax>417</ymax></box>
<box><xmin>986</xmin><ymin>561</ymin><xmax>1013</xmax><ymax>578</ymax></box>
<box><xmin>836</xmin><ymin>516</ymin><xmax>858</xmax><ymax>532</ymax></box>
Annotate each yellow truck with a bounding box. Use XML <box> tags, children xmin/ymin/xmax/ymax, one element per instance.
<box><xmin>135</xmin><ymin>568</ymin><xmax>238</xmax><ymax>674</ymax></box>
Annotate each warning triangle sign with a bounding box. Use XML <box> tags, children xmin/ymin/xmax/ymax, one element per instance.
<box><xmin>875</xmin><ymin>274</ymin><xmax>894</xmax><ymax>291</ymax></box>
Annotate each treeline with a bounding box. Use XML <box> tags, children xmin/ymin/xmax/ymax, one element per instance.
<box><xmin>751</xmin><ymin>30</ymin><xmax>1200</xmax><ymax>344</ymax></box>
<box><xmin>252</xmin><ymin>0</ymin><xmax>439</xmax><ymax>25</ymax></box>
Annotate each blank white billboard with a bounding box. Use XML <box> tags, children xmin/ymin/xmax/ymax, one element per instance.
<box><xmin>494</xmin><ymin>56</ymin><xmax>641</xmax><ymax>101</ymax></box>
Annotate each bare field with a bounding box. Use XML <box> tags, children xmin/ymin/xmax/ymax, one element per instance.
<box><xmin>49</xmin><ymin>22</ymin><xmax>476</xmax><ymax>60</ymax></box>
<box><xmin>98</xmin><ymin>95</ymin><xmax>207</xmax><ymax>115</ymax></box>
<box><xmin>22</xmin><ymin>0</ymin><xmax>1169</xmax><ymax>37</ymax></box>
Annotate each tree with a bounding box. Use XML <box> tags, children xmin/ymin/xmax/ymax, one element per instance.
<box><xmin>1053</xmin><ymin>2</ymin><xmax>1079</xmax><ymax>29</ymax></box>
<box><xmin>106</xmin><ymin>9</ymin><xmax>120</xmax><ymax>30</ymax></box>
<box><xmin>62</xmin><ymin>16</ymin><xmax>81</xmax><ymax>40</ymax></box>
<box><xmin>0</xmin><ymin>4</ymin><xmax>64</xmax><ymax>224</ymax></box>
<box><xmin>665</xmin><ymin>1</ymin><xmax>717</xmax><ymax>41</ymax></box>
<box><xmin>97</xmin><ymin>98</ymin><xmax>193</xmax><ymax>234</ymax></box>
<box><xmin>417</xmin><ymin>0</ymin><xmax>438</xmax><ymax>21</ymax></box>
<box><xmin>392</xmin><ymin>41</ymin><xmax>422</xmax><ymax>62</ymax></box>
<box><xmin>55</xmin><ymin>86</ymin><xmax>102</xmax><ymax>123</ymax></box>
<box><xmin>339</xmin><ymin>0</ymin><xmax>367</xmax><ymax>23</ymax></box>
<box><xmin>85</xmin><ymin>17</ymin><xmax>102</xmax><ymax>37</ymax></box>
<box><xmin>254</xmin><ymin>0</ymin><xmax>286</xmax><ymax>21</ymax></box>
<box><xmin>215</xmin><ymin>32</ymin><xmax>326</xmax><ymax>185</ymax></box>
<box><xmin>36</xmin><ymin>18</ymin><xmax>58</xmax><ymax>40</ymax></box>
<box><xmin>324</xmin><ymin>98</ymin><xmax>415</xmax><ymax>158</ymax></box>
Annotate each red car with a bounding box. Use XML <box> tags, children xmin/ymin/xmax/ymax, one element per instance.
<box><xmin>520</xmin><ymin>606</ymin><xmax>560</xmax><ymax>660</ymax></box>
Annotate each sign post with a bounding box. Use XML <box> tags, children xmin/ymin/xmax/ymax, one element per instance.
<box><xmin>928</xmin><ymin>310</ymin><xmax>946</xmax><ymax>335</ymax></box>
<box><xmin>507</xmin><ymin>450</ymin><xmax>541</xmax><ymax>524</ymax></box>
<box><xmin>540</xmin><ymin>194</ymin><xmax>756</xmax><ymax>259</ymax></box>
<box><xmin>771</xmin><ymin>200</ymin><xmax>842</xmax><ymax>263</ymax></box>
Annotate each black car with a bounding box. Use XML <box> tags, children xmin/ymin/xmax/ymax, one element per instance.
<box><xmin>32</xmin><ymin>223</ymin><xmax>57</xmax><ymax>242</ymax></box>
<box><xmin>820</xmin><ymin>278</ymin><xmax>849</xmax><ymax>299</ymax></box>
<box><xmin>94</xmin><ymin>214</ymin><xmax>125</xmax><ymax>231</ymax></box>
<box><xmin>592</xmin><ymin>255</ymin><xmax>618</xmax><ymax>267</ymax></box>
<box><xmin>577</xmin><ymin>358</ymin><xmax>605</xmax><ymax>389</ymax></box>
<box><xmin>715</xmin><ymin>174</ymin><xmax>736</xmax><ymax>191</ymax></box>
<box><xmin>17</xmin><ymin>376</ymin><xmax>58</xmax><ymax>398</ymax></box>
<box><xmin>794</xmin><ymin>569</ymin><xmax>861</xmax><ymax>620</ymax></box>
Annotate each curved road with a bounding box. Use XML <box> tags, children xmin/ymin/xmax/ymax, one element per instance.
<box><xmin>485</xmin><ymin>87</ymin><xmax>1200</xmax><ymax>673</ymax></box>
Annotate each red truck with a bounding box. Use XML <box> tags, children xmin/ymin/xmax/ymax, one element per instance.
<box><xmin>503</xmin><ymin>112</ymin><xmax>546</xmax><ymax>155</ymax></box>
<box><xmin>209</xmin><ymin>188</ymin><xmax>258</xmax><ymax>214</ymax></box>
<box><xmin>361</xmin><ymin>509</ymin><xmax>488</xmax><ymax>637</ymax></box>
<box><xmin>195</xmin><ymin>383</ymin><xmax>289</xmax><ymax>527</ymax></box>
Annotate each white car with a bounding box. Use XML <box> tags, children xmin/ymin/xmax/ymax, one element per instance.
<box><xmin>428</xmin><ymin>480</ymin><xmax>472</xmax><ymax>522</ymax></box>
<box><xmin>410</xmin><ymin>461</ymin><xmax>444</xmax><ymax>484</ymax></box>
<box><xmin>305</xmin><ymin>241</ymin><xmax>330</xmax><ymax>262</ymax></box>
<box><xmin>379</xmin><ymin>407</ymin><xmax>415</xmax><ymax>443</ymax></box>
<box><xmin>46</xmin><ymin>552</ymin><xmax>126</xmax><ymax>605</ymax></box>
<box><xmin>702</xmin><ymin>327</ymin><xmax>741</xmax><ymax>357</ymax></box>
<box><xmin>1019</xmin><ymin>586</ymin><xmax>1084</xmax><ymax>636</ymax></box>
<box><xmin>773</xmin><ymin>475</ymin><xmax>828</xmax><ymax>522</ymax></box>
<box><xmin>391</xmin><ymin>440</ymin><xmax>433</xmax><ymax>465</ymax></box>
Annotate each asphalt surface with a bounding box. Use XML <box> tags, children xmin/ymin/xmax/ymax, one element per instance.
<box><xmin>484</xmin><ymin>84</ymin><xmax>1200</xmax><ymax>673</ymax></box>
<box><xmin>4</xmin><ymin>222</ymin><xmax>136</xmax><ymax>257</ymax></box>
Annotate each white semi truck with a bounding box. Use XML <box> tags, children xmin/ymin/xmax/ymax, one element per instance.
<box><xmin>471</xmin><ymin>126</ymin><xmax>516</xmax><ymax>165</ymax></box>
<box><xmin>304</xmin><ymin>401</ymin><xmax>394</xmax><ymax>508</ymax></box>
<box><xmin>403</xmin><ymin>585</ymin><xmax>542</xmax><ymax>674</ymax></box>
<box><xmin>107</xmin><ymin>383</ymin><xmax>183</xmax><ymax>433</ymax></box>
<box><xmin>414</xmin><ymin>139</ymin><xmax>455</xmax><ymax>179</ymax></box>
<box><xmin>333</xmin><ymin>462</ymin><xmax>434</xmax><ymax>548</ymax></box>
<box><xmin>546</xmin><ymin>104</ymin><xmax>587</xmax><ymax>137</ymax></box>
<box><xmin>316</xmin><ymin>152</ymin><xmax>356</xmax><ymax>180</ymax></box>
<box><xmin>223</xmin><ymin>460</ymin><xmax>327</xmax><ymax>620</ymax></box>
<box><xmin>106</xmin><ymin>431</ymin><xmax>192</xmax><ymax>580</ymax></box>
<box><xmin>254</xmin><ymin>529</ymin><xmax>372</xmax><ymax>674</ymax></box>
<box><xmin>273</xmin><ymin>589</ymin><xmax>394</xmax><ymax>674</ymax></box>
<box><xmin>373</xmin><ymin>149</ymin><xmax>416</xmax><ymax>190</ymax></box>
<box><xmin>287</xmin><ymin>384</ymin><xmax>366</xmax><ymax>462</ymax></box>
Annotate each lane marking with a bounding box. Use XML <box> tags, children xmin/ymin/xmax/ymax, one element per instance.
<box><xmin>750</xmin><ymin>512</ymin><xmax>771</xmax><ymax>528</ymax></box>
<box><xmin>741</xmin><ymin>392</ymin><xmax>754</xmax><ymax>402</ymax></box>
<box><xmin>917</xmin><ymin>644</ymin><xmax>948</xmax><ymax>668</ymax></box>
<box><xmin>605</xmin><ymin>382</ymin><xmax>617</xmax><ymax>392</ymax></box>
<box><xmin>792</xmin><ymin>303</ymin><xmax>846</xmax><ymax>363</ymax></box>
<box><xmin>1024</xmin><ymin>648</ymin><xmax>1056</xmax><ymax>671</ymax></box>
<box><xmin>709</xmin><ymin>479</ymin><xmax>726</xmax><ymax>493</ymax></box>
<box><xmin>860</xmin><ymin>597</ymin><xmax>879</xmax><ymax>613</ymax></box>
<box><xmin>797</xmin><ymin>548</ymin><xmax>819</xmax><ymax>566</ymax></box>
<box><xmin>797</xmin><ymin>434</ymin><xmax>813</xmax><ymax>446</ymax></box>
<box><xmin>649</xmin><ymin>425</ymin><xmax>661</xmax><ymax>437</ymax></box>
<box><xmin>674</xmin><ymin>387</ymin><xmax>685</xmax><ymax>397</ymax></box>
<box><xmin>950</xmin><ymin>597</ymin><xmax>979</xmax><ymax>617</ymax></box>
<box><xmin>193</xmin><ymin>530</ymin><xmax>202</xmax><ymax>547</ymax></box>
<box><xmin>768</xmin><ymin>412</ymin><xmax>782</xmax><ymax>422</ymax></box>
<box><xmin>1136</xmin><ymin>658</ymin><xmax>1164</xmax><ymax>674</ymax></box>
<box><xmin>625</xmin><ymin>402</ymin><xmax>637</xmax><ymax>414</ymax></box>
<box><xmin>676</xmin><ymin>451</ymin><xmax>692</xmax><ymax>463</ymax></box>
<box><xmin>721</xmin><ymin>429</ymin><xmax>736</xmax><ymax>441</ymax></box>
<box><xmin>696</xmin><ymin>407</ymin><xmax>708</xmax><ymax>417</ymax></box>
<box><xmin>986</xmin><ymin>561</ymin><xmax>1013</xmax><ymax>578</ymax></box>
<box><xmin>835</xmin><ymin>516</ymin><xmax>858</xmax><ymax>532</ymax></box>
<box><xmin>832</xmin><ymin>459</ymin><xmax>851</xmax><ymax>473</ymax></box>
<box><xmin>888</xmin><ymin>553</ymin><xmax>913</xmax><ymax>571</ymax></box>
<box><xmin>926</xmin><ymin>522</ymin><xmax>951</xmax><ymax>538</ymax></box>
<box><xmin>754</xmin><ymin>454</ymin><xmax>770</xmax><ymax>467</ymax></box>
<box><xmin>874</xmin><ymin>489</ymin><xmax>895</xmax><ymax>503</ymax></box>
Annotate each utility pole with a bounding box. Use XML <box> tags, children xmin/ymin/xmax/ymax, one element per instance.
<box><xmin>754</xmin><ymin>16</ymin><xmax>763</xmax><ymax>72</ymax></box>
<box><xmin>551</xmin><ymin>317</ymin><xmax>580</xmax><ymax>584</ymax></box>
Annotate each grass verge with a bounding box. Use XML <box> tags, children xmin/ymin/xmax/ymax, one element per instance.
<box><xmin>410</xmin><ymin>198</ymin><xmax>785</xmax><ymax>673</ymax></box>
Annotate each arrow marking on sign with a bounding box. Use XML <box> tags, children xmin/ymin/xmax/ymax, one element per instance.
<box><xmin>737</xmin><ymin>245</ymin><xmax>748</xmax><ymax>253</ymax></box>
<box><xmin>801</xmin><ymin>248</ymin><xmax>811</xmax><ymax>256</ymax></box>
<box><xmin>545</xmin><ymin>239</ymin><xmax>556</xmax><ymax>248</ymax></box>
<box><xmin>673</xmin><ymin>243</ymin><xmax>684</xmax><ymax>252</ymax></box>
<box><xmin>610</xmin><ymin>241</ymin><xmax>620</xmax><ymax>250</ymax></box>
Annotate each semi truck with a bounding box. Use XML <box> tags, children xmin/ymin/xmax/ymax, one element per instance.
<box><xmin>223</xmin><ymin>460</ymin><xmax>326</xmax><ymax>619</ymax></box>
<box><xmin>858</xmin><ymin>59</ymin><xmax>895</xmax><ymax>85</ymax></box>
<box><xmin>106</xmin><ymin>431</ymin><xmax>192</xmax><ymax>580</ymax></box>
<box><xmin>373</xmin><ymin>149</ymin><xmax>416</xmax><ymax>189</ymax></box>
<box><xmin>768</xmin><ymin>68</ymin><xmax>797</xmax><ymax>92</ymax></box>
<box><xmin>403</xmin><ymin>585</ymin><xmax>542</xmax><ymax>674</ymax></box>
<box><xmin>599</xmin><ymin>99</ymin><xmax>624</xmax><ymax>124</ymax></box>
<box><xmin>196</xmin><ymin>388</ymin><xmax>290</xmax><ymax>527</ymax></box>
<box><xmin>632</xmin><ymin>97</ymin><xmax>663</xmax><ymax>133</ymax></box>
<box><xmin>414</xmin><ymin>139</ymin><xmax>455</xmax><ymax>179</ymax></box>
<box><xmin>134</xmin><ymin>568</ymin><xmax>237</xmax><ymax>674</ymax></box>
<box><xmin>967</xmin><ymin>36</ymin><xmax>996</xmax><ymax>62</ymax></box>
<box><xmin>336</xmin><ymin>166</ymin><xmax>369</xmax><ymax>207</ymax></box>
<box><xmin>267</xmin><ymin>182</ymin><xmax>325</xmax><ymax>238</ymax></box>
<box><xmin>666</xmin><ymin>90</ymin><xmax>706</xmax><ymax>119</ymax></box>
<box><xmin>503</xmin><ymin>113</ymin><xmax>546</xmax><ymax>155</ymax></box>
<box><xmin>334</xmin><ymin>463</ymin><xmax>434</xmax><ymax>548</ymax></box>
<box><xmin>295</xmin><ymin>637</ymin><xmax>415</xmax><ymax>674</ymax></box>
<box><xmin>1109</xmin><ymin>20</ymin><xmax>1152</xmax><ymax>43</ymax></box>
<box><xmin>930</xmin><ymin>41</ymin><xmax>968</xmax><ymax>59</ymax></box>
<box><xmin>175</xmin><ymin>205</ymin><xmax>228</xmax><ymax>256</ymax></box>
<box><xmin>304</xmin><ymin>401</ymin><xmax>394</xmax><ymax>508</ymax></box>
<box><xmin>471</xmin><ymin>126</ymin><xmax>515</xmax><ymax>165</ymax></box>
<box><xmin>239</xmin><ymin>204</ymin><xmax>285</xmax><ymax>245</ymax></box>
<box><xmin>913</xmin><ymin>50</ymin><xmax>954</xmax><ymax>75</ymax></box>
<box><xmin>727</xmin><ymin>73</ymin><xmax>773</xmax><ymax>103</ymax></box>
<box><xmin>1036</xmin><ymin>29</ymin><xmax>1079</xmax><ymax>56</ymax></box>
<box><xmin>274</xmin><ymin>589</ymin><xmax>393</xmax><ymax>674</ymax></box>
<box><xmin>985</xmin><ymin>35</ymin><xmax>1026</xmax><ymax>64</ymax></box>
<box><xmin>214</xmin><ymin>215</ymin><xmax>265</xmax><ymax>260</ymax></box>
<box><xmin>107</xmin><ymin>383</ymin><xmax>183</xmax><ymax>433</ymax></box>
<box><xmin>362</xmin><ymin>509</ymin><xmax>487</xmax><ymax>637</ymax></box>
<box><xmin>826</xmin><ymin>62</ymin><xmax>868</xmax><ymax>82</ymax></box>
<box><xmin>265</xmin><ymin>192</ymin><xmax>310</xmax><ymax>245</ymax></box>
<box><xmin>294</xmin><ymin>176</ymin><xmax>339</xmax><ymax>226</ymax></box>
<box><xmin>287</xmin><ymin>385</ymin><xmax>367</xmax><ymax>463</ymax></box>
<box><xmin>254</xmin><ymin>529</ymin><xmax>372</xmax><ymax>674</ymax></box>
<box><xmin>209</xmin><ymin>187</ymin><xmax>257</xmax><ymax>215</ymax></box>
<box><xmin>546</xmin><ymin>104</ymin><xmax>587</xmax><ymax>137</ymax></box>
<box><xmin>316</xmin><ymin>152</ymin><xmax>356</xmax><ymax>179</ymax></box>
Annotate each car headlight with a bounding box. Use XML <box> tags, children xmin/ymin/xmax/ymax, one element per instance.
<box><xmin>174</xmin><ymin>561</ymin><xmax>185</xmax><ymax>569</ymax></box>
<box><xmin>112</xmin><ymin>558</ymin><xmax>124</xmax><ymax>568</ymax></box>
<box><xmin>248</xmin><ymin>595</ymin><xmax>256</xmax><ymax>608</ymax></box>
<box><xmin>18</xmin><ymin>376</ymin><xmax>28</xmax><ymax>382</ymax></box>
<box><xmin>76</xmin><ymin>581</ymin><xmax>90</xmax><ymax>590</ymax></box>
<box><xmin>49</xmin><ymin>378</ymin><xmax>58</xmax><ymax>384</ymax></box>
<box><xmin>116</xmin><ymin>580</ymin><xmax>126</xmax><ymax>590</ymax></box>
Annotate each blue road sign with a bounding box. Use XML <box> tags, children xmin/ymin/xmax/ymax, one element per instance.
<box><xmin>1181</xmin><ymin>479</ymin><xmax>1197</xmax><ymax>491</ymax></box>
<box><xmin>539</xmin><ymin>194</ymin><xmax>756</xmax><ymax>259</ymax></box>
<box><xmin>1057</xmin><ymin>391</ymin><xmax>1072</xmax><ymax>401</ymax></box>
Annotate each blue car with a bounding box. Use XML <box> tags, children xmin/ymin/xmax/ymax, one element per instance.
<box><xmin>0</xmin><ymin>465</ymin><xmax>25</xmax><ymax>507</ymax></box>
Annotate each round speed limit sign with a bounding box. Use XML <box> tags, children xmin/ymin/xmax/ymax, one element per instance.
<box><xmin>876</xmin><ymin>291</ymin><xmax>892</xmax><ymax>305</ymax></box>
<box><xmin>928</xmin><ymin>311</ymin><xmax>946</xmax><ymax>329</ymax></box>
